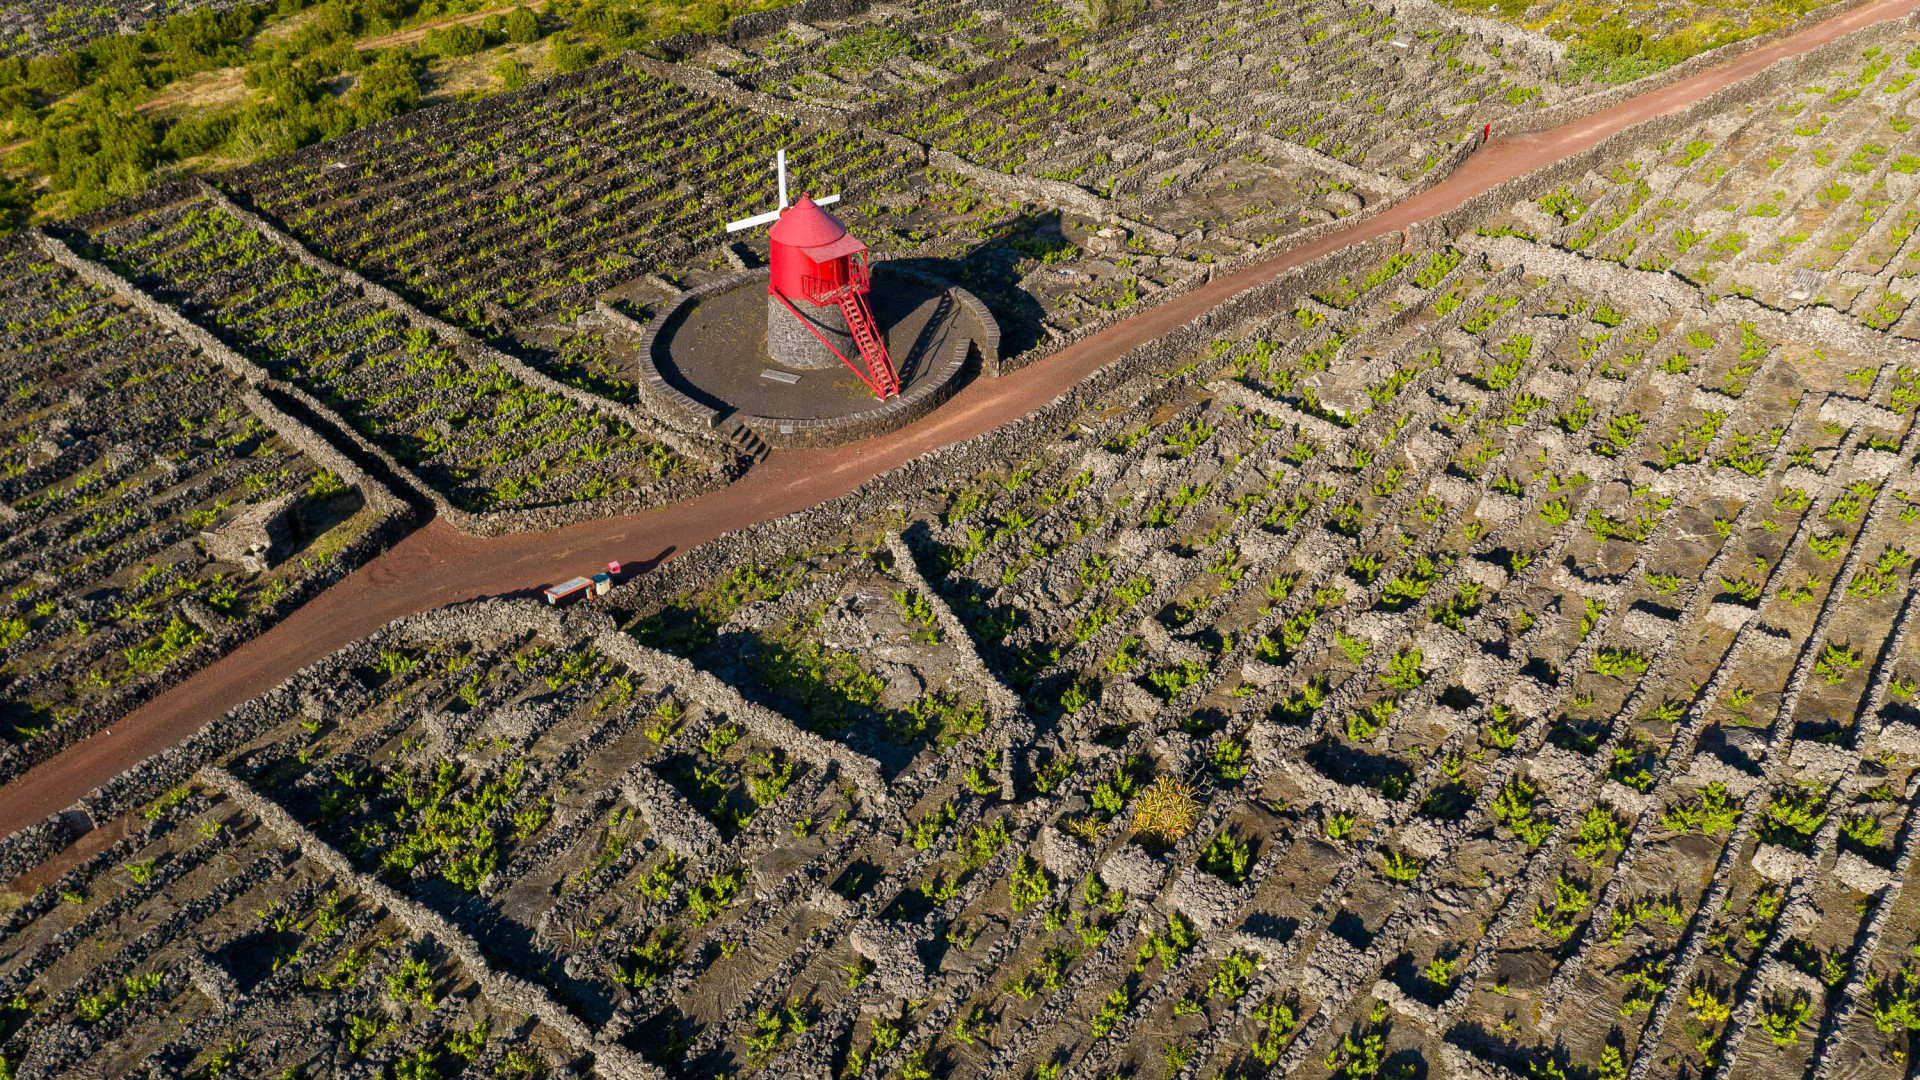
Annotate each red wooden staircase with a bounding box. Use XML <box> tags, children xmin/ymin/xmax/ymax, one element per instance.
<box><xmin>837</xmin><ymin>289</ymin><xmax>900</xmax><ymax>398</ymax></box>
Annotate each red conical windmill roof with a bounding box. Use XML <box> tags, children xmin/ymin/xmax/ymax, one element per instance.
<box><xmin>769</xmin><ymin>195</ymin><xmax>850</xmax><ymax>247</ymax></box>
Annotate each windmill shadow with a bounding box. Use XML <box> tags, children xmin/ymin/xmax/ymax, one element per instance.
<box><xmin>866</xmin><ymin>275</ymin><xmax>956</xmax><ymax>386</ymax></box>
<box><xmin>884</xmin><ymin>209</ymin><xmax>1067</xmax><ymax>359</ymax></box>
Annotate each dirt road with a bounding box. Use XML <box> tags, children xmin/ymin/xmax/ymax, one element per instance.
<box><xmin>3</xmin><ymin>0</ymin><xmax>1914</xmax><ymax>838</ymax></box>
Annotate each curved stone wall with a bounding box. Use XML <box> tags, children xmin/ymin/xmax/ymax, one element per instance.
<box><xmin>636</xmin><ymin>264</ymin><xmax>995</xmax><ymax>449</ymax></box>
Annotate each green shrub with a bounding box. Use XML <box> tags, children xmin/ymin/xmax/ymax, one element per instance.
<box><xmin>549</xmin><ymin>37</ymin><xmax>595</xmax><ymax>73</ymax></box>
<box><xmin>1493</xmin><ymin>778</ymin><xmax>1554</xmax><ymax>848</ymax></box>
<box><xmin>422</xmin><ymin>23</ymin><xmax>487</xmax><ymax>57</ymax></box>
<box><xmin>1086</xmin><ymin>0</ymin><xmax>1146</xmax><ymax>28</ymax></box>
<box><xmin>1208</xmin><ymin>950</ymin><xmax>1259</xmax><ymax>1000</ymax></box>
<box><xmin>504</xmin><ymin>6</ymin><xmax>540</xmax><ymax>42</ymax></box>
<box><xmin>1762</xmin><ymin>992</ymin><xmax>1811</xmax><ymax>1046</ymax></box>
<box><xmin>1382</xmin><ymin>849</ymin><xmax>1422</xmax><ymax>882</ymax></box>
<box><xmin>1199</xmin><ymin>831</ymin><xmax>1253</xmax><ymax>884</ymax></box>
<box><xmin>1009</xmin><ymin>854</ymin><xmax>1052</xmax><ymax>912</ymax></box>
<box><xmin>1380</xmin><ymin>649</ymin><xmax>1425</xmax><ymax>691</ymax></box>
<box><xmin>1762</xmin><ymin>785</ymin><xmax>1828</xmax><ymax>849</ymax></box>
<box><xmin>1091</xmin><ymin>986</ymin><xmax>1129</xmax><ymax>1036</ymax></box>
<box><xmin>1530</xmin><ymin>873</ymin><xmax>1589</xmax><ymax>941</ymax></box>
<box><xmin>1592</xmin><ymin>647</ymin><xmax>1649</xmax><ymax>677</ymax></box>
<box><xmin>1571</xmin><ymin>806</ymin><xmax>1626</xmax><ymax>864</ymax></box>
<box><xmin>494</xmin><ymin>56</ymin><xmax>530</xmax><ymax>90</ymax></box>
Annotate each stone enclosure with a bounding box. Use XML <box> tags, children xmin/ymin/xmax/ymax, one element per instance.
<box><xmin>638</xmin><ymin>264</ymin><xmax>990</xmax><ymax>448</ymax></box>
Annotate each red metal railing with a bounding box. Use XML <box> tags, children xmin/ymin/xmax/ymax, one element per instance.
<box><xmin>802</xmin><ymin>254</ymin><xmax>870</xmax><ymax>307</ymax></box>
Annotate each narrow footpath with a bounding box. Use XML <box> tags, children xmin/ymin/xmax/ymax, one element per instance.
<box><xmin>4</xmin><ymin>0</ymin><xmax>1915</xmax><ymax>840</ymax></box>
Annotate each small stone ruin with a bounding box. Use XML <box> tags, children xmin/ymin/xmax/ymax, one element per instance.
<box><xmin>199</xmin><ymin>493</ymin><xmax>303</xmax><ymax>573</ymax></box>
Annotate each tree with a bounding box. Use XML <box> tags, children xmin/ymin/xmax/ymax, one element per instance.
<box><xmin>675</xmin><ymin>0</ymin><xmax>732</xmax><ymax>35</ymax></box>
<box><xmin>504</xmin><ymin>6</ymin><xmax>541</xmax><ymax>43</ymax></box>
<box><xmin>24</xmin><ymin>99</ymin><xmax>159</xmax><ymax>213</ymax></box>
<box><xmin>245</xmin><ymin>57</ymin><xmax>322</xmax><ymax>106</ymax></box>
<box><xmin>575</xmin><ymin>2</ymin><xmax>639</xmax><ymax>41</ymax></box>
<box><xmin>494</xmin><ymin>57</ymin><xmax>530</xmax><ymax>91</ymax></box>
<box><xmin>313</xmin><ymin>1</ymin><xmax>357</xmax><ymax>38</ymax></box>
<box><xmin>423</xmin><ymin>25</ymin><xmax>488</xmax><ymax>57</ymax></box>
<box><xmin>0</xmin><ymin>176</ymin><xmax>28</xmax><ymax>234</ymax></box>
<box><xmin>359</xmin><ymin>0</ymin><xmax>416</xmax><ymax>27</ymax></box>
<box><xmin>159</xmin><ymin>112</ymin><xmax>235</xmax><ymax>159</ymax></box>
<box><xmin>549</xmin><ymin>37</ymin><xmax>595</xmax><ymax>73</ymax></box>
<box><xmin>352</xmin><ymin>50</ymin><xmax>421</xmax><ymax>123</ymax></box>
<box><xmin>156</xmin><ymin>6</ymin><xmax>254</xmax><ymax>69</ymax></box>
<box><xmin>27</xmin><ymin>52</ymin><xmax>84</xmax><ymax>96</ymax></box>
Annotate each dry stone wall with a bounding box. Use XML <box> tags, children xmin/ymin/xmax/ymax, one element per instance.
<box><xmin>14</xmin><ymin>6</ymin><xmax>1920</xmax><ymax>1079</ymax></box>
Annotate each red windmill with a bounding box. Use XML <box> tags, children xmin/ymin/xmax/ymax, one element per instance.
<box><xmin>725</xmin><ymin>152</ymin><xmax>899</xmax><ymax>399</ymax></box>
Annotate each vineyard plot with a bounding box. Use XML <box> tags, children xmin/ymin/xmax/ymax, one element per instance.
<box><xmin>0</xmin><ymin>237</ymin><xmax>399</xmax><ymax>790</ymax></box>
<box><xmin>79</xmin><ymin>196</ymin><xmax>710</xmax><ymax>521</ymax></box>
<box><xmin>18</xmin><ymin>185</ymin><xmax>1920</xmax><ymax>1077</ymax></box>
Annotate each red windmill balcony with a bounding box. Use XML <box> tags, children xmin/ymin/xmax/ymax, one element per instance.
<box><xmin>800</xmin><ymin>253</ymin><xmax>872</xmax><ymax>306</ymax></box>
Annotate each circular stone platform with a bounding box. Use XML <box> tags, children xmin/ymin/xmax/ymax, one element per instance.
<box><xmin>640</xmin><ymin>265</ymin><xmax>989</xmax><ymax>449</ymax></box>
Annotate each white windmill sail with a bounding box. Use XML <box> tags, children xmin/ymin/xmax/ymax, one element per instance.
<box><xmin>725</xmin><ymin>149</ymin><xmax>840</xmax><ymax>233</ymax></box>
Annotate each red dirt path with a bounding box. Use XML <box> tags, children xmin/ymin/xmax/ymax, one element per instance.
<box><xmin>4</xmin><ymin>0</ymin><xmax>1915</xmax><ymax>842</ymax></box>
